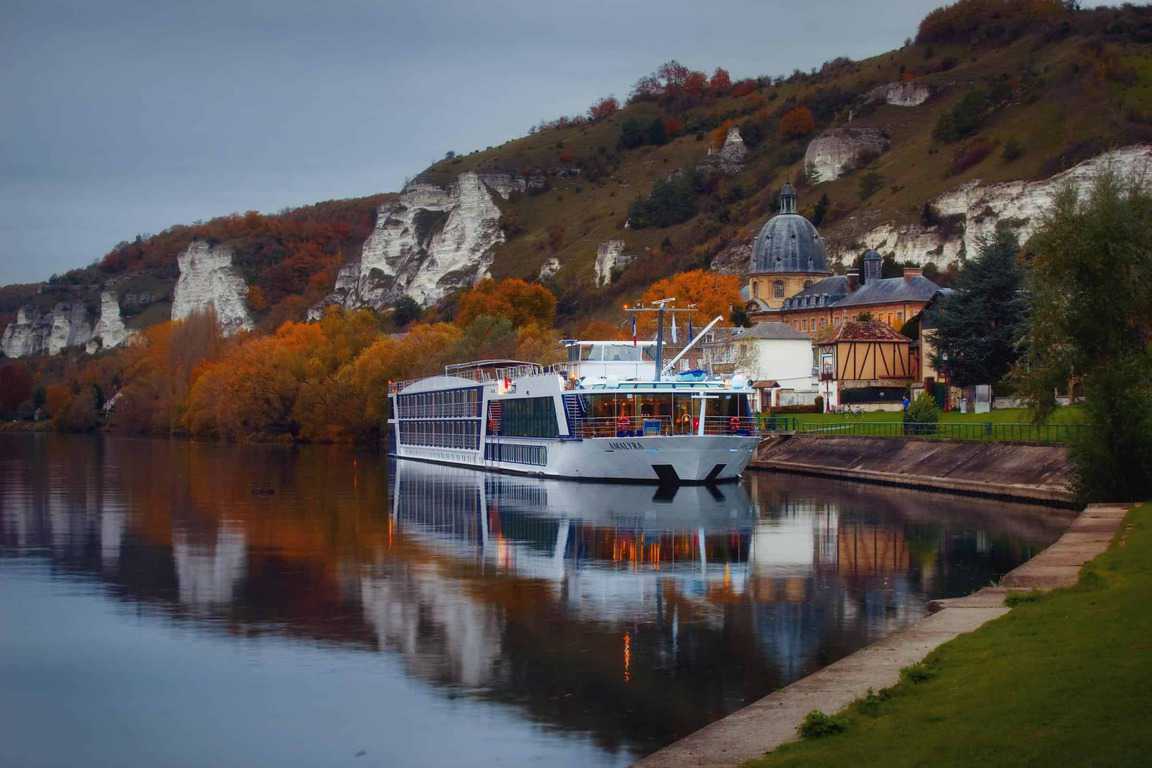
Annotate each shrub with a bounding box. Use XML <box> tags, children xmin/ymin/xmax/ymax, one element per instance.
<box><xmin>908</xmin><ymin>391</ymin><xmax>940</xmax><ymax>422</ymax></box>
<box><xmin>798</xmin><ymin>710</ymin><xmax>849</xmax><ymax>739</ymax></box>
<box><xmin>858</xmin><ymin>172</ymin><xmax>885</xmax><ymax>201</ymax></box>
<box><xmin>628</xmin><ymin>170</ymin><xmax>700</xmax><ymax>229</ymax></box>
<box><xmin>1002</xmin><ymin>136</ymin><xmax>1025</xmax><ymax>162</ymax></box>
<box><xmin>857</xmin><ymin>688</ymin><xmax>890</xmax><ymax>717</ymax></box>
<box><xmin>778</xmin><ymin>106</ymin><xmax>816</xmax><ymax>140</ymax></box>
<box><xmin>901</xmin><ymin>661</ymin><xmax>939</xmax><ymax>684</ymax></box>
<box><xmin>949</xmin><ymin>138</ymin><xmax>996</xmax><ymax>175</ymax></box>
<box><xmin>933</xmin><ymin>89</ymin><xmax>993</xmax><ymax>142</ymax></box>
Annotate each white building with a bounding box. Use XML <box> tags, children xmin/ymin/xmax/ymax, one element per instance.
<box><xmin>700</xmin><ymin>323</ymin><xmax>817</xmax><ymax>410</ymax></box>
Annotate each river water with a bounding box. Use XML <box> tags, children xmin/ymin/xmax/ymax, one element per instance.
<box><xmin>0</xmin><ymin>434</ymin><xmax>1072</xmax><ymax>767</ymax></box>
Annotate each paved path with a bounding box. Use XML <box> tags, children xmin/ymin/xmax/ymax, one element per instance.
<box><xmin>634</xmin><ymin>504</ymin><xmax>1130</xmax><ymax>768</ymax></box>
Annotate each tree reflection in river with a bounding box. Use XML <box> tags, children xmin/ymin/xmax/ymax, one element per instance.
<box><xmin>0</xmin><ymin>434</ymin><xmax>1073</xmax><ymax>766</ymax></box>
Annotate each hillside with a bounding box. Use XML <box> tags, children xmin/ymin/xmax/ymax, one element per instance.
<box><xmin>4</xmin><ymin>0</ymin><xmax>1152</xmax><ymax>358</ymax></box>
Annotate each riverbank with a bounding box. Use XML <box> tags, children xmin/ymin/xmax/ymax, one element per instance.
<box><xmin>745</xmin><ymin>501</ymin><xmax>1147</xmax><ymax>767</ymax></box>
<box><xmin>751</xmin><ymin>435</ymin><xmax>1075</xmax><ymax>505</ymax></box>
<box><xmin>636</xmin><ymin>503</ymin><xmax>1133</xmax><ymax>767</ymax></box>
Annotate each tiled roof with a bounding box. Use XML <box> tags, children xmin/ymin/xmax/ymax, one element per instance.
<box><xmin>780</xmin><ymin>275</ymin><xmax>852</xmax><ymax>310</ymax></box>
<box><xmin>831</xmin><ymin>274</ymin><xmax>942</xmax><ymax>309</ymax></box>
<box><xmin>819</xmin><ymin>320</ymin><xmax>911</xmax><ymax>343</ymax></box>
<box><xmin>734</xmin><ymin>322</ymin><xmax>810</xmax><ymax>341</ymax></box>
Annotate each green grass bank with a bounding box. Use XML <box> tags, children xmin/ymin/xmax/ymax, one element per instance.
<box><xmin>791</xmin><ymin>406</ymin><xmax>1087</xmax><ymax>427</ymax></box>
<box><xmin>746</xmin><ymin>501</ymin><xmax>1150</xmax><ymax>768</ymax></box>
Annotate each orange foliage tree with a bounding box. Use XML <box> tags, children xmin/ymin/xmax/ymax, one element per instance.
<box><xmin>778</xmin><ymin>106</ymin><xmax>816</xmax><ymax>140</ymax></box>
<box><xmin>637</xmin><ymin>270</ymin><xmax>742</xmax><ymax>334</ymax></box>
<box><xmin>709</xmin><ymin>68</ymin><xmax>732</xmax><ymax>93</ymax></box>
<box><xmin>456</xmin><ymin>278</ymin><xmax>557</xmax><ymax>329</ymax></box>
<box><xmin>587</xmin><ymin>96</ymin><xmax>620</xmax><ymax>121</ymax></box>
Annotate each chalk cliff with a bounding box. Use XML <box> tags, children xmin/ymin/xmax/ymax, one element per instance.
<box><xmin>698</xmin><ymin>127</ymin><xmax>748</xmax><ymax>176</ymax></box>
<box><xmin>315</xmin><ymin>172</ymin><xmax>506</xmax><ymax>314</ymax></box>
<box><xmin>837</xmin><ymin>145</ymin><xmax>1152</xmax><ymax>266</ymax></box>
<box><xmin>86</xmin><ymin>291</ymin><xmax>133</xmax><ymax>353</ymax></box>
<box><xmin>805</xmin><ymin>127</ymin><xmax>890</xmax><ymax>183</ymax></box>
<box><xmin>171</xmin><ymin>241</ymin><xmax>254</xmax><ymax>335</ymax></box>
<box><xmin>593</xmin><ymin>240</ymin><xmax>632</xmax><ymax>287</ymax></box>
<box><xmin>868</xmin><ymin>81</ymin><xmax>931</xmax><ymax>107</ymax></box>
<box><xmin>1</xmin><ymin>303</ymin><xmax>93</xmax><ymax>358</ymax></box>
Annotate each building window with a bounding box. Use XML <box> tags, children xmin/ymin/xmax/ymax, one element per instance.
<box><xmin>752</xmin><ymin>281</ymin><xmax>760</xmax><ymax>299</ymax></box>
<box><xmin>804</xmin><ymin>280</ymin><xmax>813</xmax><ymax>289</ymax></box>
<box><xmin>773</xmin><ymin>280</ymin><xmax>785</xmax><ymax>298</ymax></box>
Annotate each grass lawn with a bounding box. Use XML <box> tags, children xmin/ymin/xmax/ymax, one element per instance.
<box><xmin>791</xmin><ymin>406</ymin><xmax>1087</xmax><ymax>427</ymax></box>
<box><xmin>746</xmin><ymin>502</ymin><xmax>1152</xmax><ymax>768</ymax></box>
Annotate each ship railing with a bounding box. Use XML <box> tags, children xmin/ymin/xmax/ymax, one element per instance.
<box><xmin>571</xmin><ymin>416</ymin><xmax>677</xmax><ymax>438</ymax></box>
<box><xmin>388</xmin><ymin>362</ymin><xmax>547</xmax><ymax>394</ymax></box>
<box><xmin>448</xmin><ymin>362</ymin><xmax>545</xmax><ymax>384</ymax></box>
<box><xmin>701</xmin><ymin>416</ymin><xmax>760</xmax><ymax>436</ymax></box>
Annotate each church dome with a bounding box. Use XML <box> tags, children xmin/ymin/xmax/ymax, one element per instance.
<box><xmin>750</xmin><ymin>184</ymin><xmax>830</xmax><ymax>275</ymax></box>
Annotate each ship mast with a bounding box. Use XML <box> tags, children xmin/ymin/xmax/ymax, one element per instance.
<box><xmin>624</xmin><ymin>298</ymin><xmax>697</xmax><ymax>382</ymax></box>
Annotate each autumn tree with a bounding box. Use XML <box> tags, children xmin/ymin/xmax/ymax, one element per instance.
<box><xmin>456</xmin><ymin>278</ymin><xmax>557</xmax><ymax>329</ymax></box>
<box><xmin>709</xmin><ymin>68</ymin><xmax>732</xmax><ymax>93</ymax></box>
<box><xmin>778</xmin><ymin>106</ymin><xmax>816</xmax><ymax>140</ymax></box>
<box><xmin>0</xmin><ymin>363</ymin><xmax>33</xmax><ymax>416</ymax></box>
<box><xmin>587</xmin><ymin>96</ymin><xmax>620</xmax><ymax>121</ymax></box>
<box><xmin>638</xmin><ymin>270</ymin><xmax>742</xmax><ymax>333</ymax></box>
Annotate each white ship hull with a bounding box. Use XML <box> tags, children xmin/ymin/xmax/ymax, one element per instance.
<box><xmin>394</xmin><ymin>434</ymin><xmax>759</xmax><ymax>484</ymax></box>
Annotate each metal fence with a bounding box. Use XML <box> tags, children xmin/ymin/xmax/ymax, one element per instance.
<box><xmin>794</xmin><ymin>420</ymin><xmax>1086</xmax><ymax>444</ymax></box>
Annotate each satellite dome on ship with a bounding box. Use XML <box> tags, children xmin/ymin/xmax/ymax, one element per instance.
<box><xmin>750</xmin><ymin>184</ymin><xmax>830</xmax><ymax>275</ymax></box>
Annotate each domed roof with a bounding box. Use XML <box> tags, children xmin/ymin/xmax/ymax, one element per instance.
<box><xmin>750</xmin><ymin>184</ymin><xmax>830</xmax><ymax>275</ymax></box>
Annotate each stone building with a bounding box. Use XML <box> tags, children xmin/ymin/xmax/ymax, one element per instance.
<box><xmin>746</xmin><ymin>184</ymin><xmax>832</xmax><ymax>311</ymax></box>
<box><xmin>746</xmin><ymin>188</ymin><xmax>945</xmax><ymax>336</ymax></box>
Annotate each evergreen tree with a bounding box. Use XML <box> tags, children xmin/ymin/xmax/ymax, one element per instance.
<box><xmin>1017</xmin><ymin>171</ymin><xmax>1152</xmax><ymax>501</ymax></box>
<box><xmin>931</xmin><ymin>228</ymin><xmax>1027</xmax><ymax>387</ymax></box>
<box><xmin>811</xmin><ymin>193</ymin><xmax>830</xmax><ymax>226</ymax></box>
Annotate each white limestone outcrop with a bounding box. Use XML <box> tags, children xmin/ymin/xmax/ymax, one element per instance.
<box><xmin>868</xmin><ymin>81</ymin><xmax>931</xmax><ymax>107</ymax></box>
<box><xmin>172</xmin><ymin>241</ymin><xmax>254</xmax><ymax>335</ymax></box>
<box><xmin>316</xmin><ymin>172</ymin><xmax>505</xmax><ymax>313</ymax></box>
<box><xmin>833</xmin><ymin>145</ymin><xmax>1152</xmax><ymax>266</ymax></box>
<box><xmin>699</xmin><ymin>127</ymin><xmax>748</xmax><ymax>176</ymax></box>
<box><xmin>1</xmin><ymin>303</ymin><xmax>93</xmax><ymax>358</ymax></box>
<box><xmin>86</xmin><ymin>291</ymin><xmax>134</xmax><ymax>353</ymax></box>
<box><xmin>594</xmin><ymin>240</ymin><xmax>632</xmax><ymax>287</ymax></box>
<box><xmin>539</xmin><ymin>257</ymin><xmax>560</xmax><ymax>280</ymax></box>
<box><xmin>805</xmin><ymin>127</ymin><xmax>889</xmax><ymax>182</ymax></box>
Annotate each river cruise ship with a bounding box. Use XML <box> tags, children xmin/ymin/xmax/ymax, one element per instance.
<box><xmin>388</xmin><ymin>339</ymin><xmax>760</xmax><ymax>484</ymax></box>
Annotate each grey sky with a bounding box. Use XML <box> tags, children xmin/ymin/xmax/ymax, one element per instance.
<box><xmin>1</xmin><ymin>0</ymin><xmax>946</xmax><ymax>285</ymax></box>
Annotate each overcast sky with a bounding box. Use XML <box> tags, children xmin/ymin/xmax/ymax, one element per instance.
<box><xmin>1</xmin><ymin>0</ymin><xmax>951</xmax><ymax>285</ymax></box>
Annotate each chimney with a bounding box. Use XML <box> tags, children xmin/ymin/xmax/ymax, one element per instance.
<box><xmin>862</xmin><ymin>250</ymin><xmax>882</xmax><ymax>283</ymax></box>
<box><xmin>903</xmin><ymin>266</ymin><xmax>923</xmax><ymax>280</ymax></box>
<box><xmin>847</xmin><ymin>271</ymin><xmax>860</xmax><ymax>292</ymax></box>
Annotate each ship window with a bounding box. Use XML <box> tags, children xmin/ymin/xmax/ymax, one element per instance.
<box><xmin>602</xmin><ymin>345</ymin><xmax>641</xmax><ymax>362</ymax></box>
<box><xmin>500</xmin><ymin>396</ymin><xmax>559</xmax><ymax>438</ymax></box>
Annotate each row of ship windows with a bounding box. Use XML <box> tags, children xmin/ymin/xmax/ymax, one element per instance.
<box><xmin>397</xmin><ymin>420</ymin><xmax>481</xmax><ymax>450</ymax></box>
<box><xmin>396</xmin><ymin>386</ymin><xmax>483</xmax><ymax>419</ymax></box>
<box><xmin>484</xmin><ymin>443</ymin><xmax>548</xmax><ymax>466</ymax></box>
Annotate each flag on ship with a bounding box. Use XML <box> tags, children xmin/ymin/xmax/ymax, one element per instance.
<box><xmin>671</xmin><ymin>315</ymin><xmax>678</xmax><ymax>344</ymax></box>
<box><xmin>631</xmin><ymin>314</ymin><xmax>637</xmax><ymax>347</ymax></box>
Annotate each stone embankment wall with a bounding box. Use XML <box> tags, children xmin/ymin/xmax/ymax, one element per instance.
<box><xmin>753</xmin><ymin>435</ymin><xmax>1074</xmax><ymax>504</ymax></box>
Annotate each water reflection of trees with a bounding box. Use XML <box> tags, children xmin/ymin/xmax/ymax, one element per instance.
<box><xmin>0</xmin><ymin>435</ymin><xmax>1072</xmax><ymax>757</ymax></box>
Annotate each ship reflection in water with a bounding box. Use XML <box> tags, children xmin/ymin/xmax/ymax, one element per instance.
<box><xmin>0</xmin><ymin>435</ymin><xmax>1073</xmax><ymax>767</ymax></box>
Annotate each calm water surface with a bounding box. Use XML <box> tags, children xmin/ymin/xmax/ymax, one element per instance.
<box><xmin>0</xmin><ymin>434</ymin><xmax>1073</xmax><ymax>767</ymax></box>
